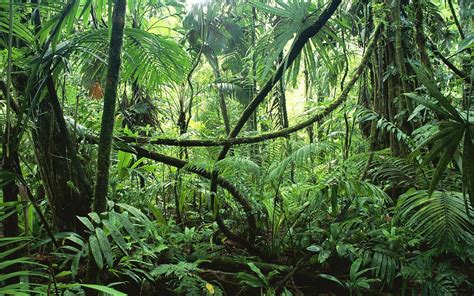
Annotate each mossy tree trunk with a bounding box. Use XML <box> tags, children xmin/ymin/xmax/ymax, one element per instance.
<box><xmin>86</xmin><ymin>0</ymin><xmax>126</xmax><ymax>287</ymax></box>
<box><xmin>92</xmin><ymin>0</ymin><xmax>127</xmax><ymax>214</ymax></box>
<box><xmin>29</xmin><ymin>0</ymin><xmax>93</xmax><ymax>234</ymax></box>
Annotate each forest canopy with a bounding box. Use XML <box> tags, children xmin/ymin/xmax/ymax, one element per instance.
<box><xmin>0</xmin><ymin>0</ymin><xmax>473</xmax><ymax>295</ymax></box>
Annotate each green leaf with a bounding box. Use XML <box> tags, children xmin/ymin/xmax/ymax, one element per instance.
<box><xmin>89</xmin><ymin>235</ymin><xmax>103</xmax><ymax>270</ymax></box>
<box><xmin>80</xmin><ymin>284</ymin><xmax>126</xmax><ymax>296</ymax></box>
<box><xmin>404</xmin><ymin>93</ymin><xmax>450</xmax><ymax>118</ymax></box>
<box><xmin>462</xmin><ymin>129</ymin><xmax>474</xmax><ymax>207</ymax></box>
<box><xmin>77</xmin><ymin>216</ymin><xmax>95</xmax><ymax>232</ymax></box>
<box><xmin>418</xmin><ymin>126</ymin><xmax>463</xmax><ymax>167</ymax></box>
<box><xmin>457</xmin><ymin>33</ymin><xmax>474</xmax><ymax>53</ymax></box>
<box><xmin>413</xmin><ymin>122</ymin><xmax>461</xmax><ymax>153</ymax></box>
<box><xmin>102</xmin><ymin>220</ymin><xmax>128</xmax><ymax>255</ymax></box>
<box><xmin>0</xmin><ymin>170</ymin><xmax>18</xmax><ymax>186</ymax></box>
<box><xmin>110</xmin><ymin>212</ymin><xmax>148</xmax><ymax>249</ymax></box>
<box><xmin>71</xmin><ymin>254</ymin><xmax>81</xmax><ymax>280</ymax></box>
<box><xmin>148</xmin><ymin>203</ymin><xmax>167</xmax><ymax>225</ymax></box>
<box><xmin>396</xmin><ymin>190</ymin><xmax>473</xmax><ymax>250</ymax></box>
<box><xmin>88</xmin><ymin>212</ymin><xmax>101</xmax><ymax>224</ymax></box>
<box><xmin>248</xmin><ymin>263</ymin><xmax>268</xmax><ymax>286</ymax></box>
<box><xmin>350</xmin><ymin>258</ymin><xmax>363</xmax><ymax>280</ymax></box>
<box><xmin>96</xmin><ymin>228</ymin><xmax>114</xmax><ymax>268</ymax></box>
<box><xmin>253</xmin><ymin>1</ymin><xmax>291</xmax><ymax>18</ymax></box>
<box><xmin>428</xmin><ymin>129</ymin><xmax>464</xmax><ymax>195</ymax></box>
<box><xmin>236</xmin><ymin>272</ymin><xmax>265</xmax><ymax>288</ymax></box>
<box><xmin>409</xmin><ymin>62</ymin><xmax>462</xmax><ymax>122</ymax></box>
<box><xmin>306</xmin><ymin>245</ymin><xmax>322</xmax><ymax>253</ymax></box>
<box><xmin>117</xmin><ymin>151</ymin><xmax>133</xmax><ymax>178</ymax></box>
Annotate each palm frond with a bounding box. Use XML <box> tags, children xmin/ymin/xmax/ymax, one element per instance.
<box><xmin>216</xmin><ymin>156</ymin><xmax>261</xmax><ymax>178</ymax></box>
<box><xmin>122</xmin><ymin>28</ymin><xmax>191</xmax><ymax>88</ymax></box>
<box><xmin>265</xmin><ymin>141</ymin><xmax>337</xmax><ymax>183</ymax></box>
<box><xmin>39</xmin><ymin>27</ymin><xmax>190</xmax><ymax>90</ymax></box>
<box><xmin>395</xmin><ymin>189</ymin><xmax>473</xmax><ymax>251</ymax></box>
<box><xmin>356</xmin><ymin>106</ymin><xmax>415</xmax><ymax>150</ymax></box>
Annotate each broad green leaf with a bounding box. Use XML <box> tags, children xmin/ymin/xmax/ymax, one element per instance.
<box><xmin>89</xmin><ymin>235</ymin><xmax>103</xmax><ymax>270</ymax></box>
<box><xmin>102</xmin><ymin>220</ymin><xmax>128</xmax><ymax>255</ymax></box>
<box><xmin>96</xmin><ymin>228</ymin><xmax>114</xmax><ymax>268</ymax></box>
<box><xmin>404</xmin><ymin>93</ymin><xmax>450</xmax><ymax>118</ymax></box>
<box><xmin>148</xmin><ymin>203</ymin><xmax>167</xmax><ymax>225</ymax></box>
<box><xmin>0</xmin><ymin>271</ymin><xmax>48</xmax><ymax>282</ymax></box>
<box><xmin>0</xmin><ymin>258</ymin><xmax>47</xmax><ymax>270</ymax></box>
<box><xmin>350</xmin><ymin>258</ymin><xmax>363</xmax><ymax>280</ymax></box>
<box><xmin>80</xmin><ymin>284</ymin><xmax>126</xmax><ymax>296</ymax></box>
<box><xmin>319</xmin><ymin>274</ymin><xmax>344</xmax><ymax>287</ymax></box>
<box><xmin>117</xmin><ymin>151</ymin><xmax>133</xmax><ymax>178</ymax></box>
<box><xmin>248</xmin><ymin>262</ymin><xmax>268</xmax><ymax>286</ymax></box>
<box><xmin>71</xmin><ymin>254</ymin><xmax>81</xmax><ymax>280</ymax></box>
<box><xmin>409</xmin><ymin>62</ymin><xmax>462</xmax><ymax>122</ymax></box>
<box><xmin>110</xmin><ymin>212</ymin><xmax>148</xmax><ymax>249</ymax></box>
<box><xmin>462</xmin><ymin>130</ymin><xmax>474</xmax><ymax>207</ymax></box>
<box><xmin>77</xmin><ymin>216</ymin><xmax>95</xmax><ymax>232</ymax></box>
<box><xmin>428</xmin><ymin>129</ymin><xmax>464</xmax><ymax>195</ymax></box>
<box><xmin>457</xmin><ymin>33</ymin><xmax>474</xmax><ymax>53</ymax></box>
<box><xmin>419</xmin><ymin>127</ymin><xmax>463</xmax><ymax>167</ymax></box>
<box><xmin>88</xmin><ymin>212</ymin><xmax>101</xmax><ymax>224</ymax></box>
<box><xmin>306</xmin><ymin>245</ymin><xmax>322</xmax><ymax>253</ymax></box>
<box><xmin>236</xmin><ymin>272</ymin><xmax>265</xmax><ymax>288</ymax></box>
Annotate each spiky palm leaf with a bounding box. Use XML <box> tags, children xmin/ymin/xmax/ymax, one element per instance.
<box><xmin>253</xmin><ymin>0</ymin><xmax>346</xmax><ymax>88</ymax></box>
<box><xmin>265</xmin><ymin>141</ymin><xmax>338</xmax><ymax>183</ymax></box>
<box><xmin>60</xmin><ymin>27</ymin><xmax>191</xmax><ymax>90</ymax></box>
<box><xmin>395</xmin><ymin>189</ymin><xmax>473</xmax><ymax>251</ymax></box>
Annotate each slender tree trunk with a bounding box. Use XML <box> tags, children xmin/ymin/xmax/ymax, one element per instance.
<box><xmin>249</xmin><ymin>4</ymin><xmax>260</xmax><ymax>162</ymax></box>
<box><xmin>393</xmin><ymin>0</ymin><xmax>408</xmax><ymax>94</ymax></box>
<box><xmin>250</xmin><ymin>4</ymin><xmax>258</xmax><ymax>132</ymax></box>
<box><xmin>87</xmin><ymin>0</ymin><xmax>126</xmax><ymax>287</ymax></box>
<box><xmin>276</xmin><ymin>54</ymin><xmax>289</xmax><ymax>129</ymax></box>
<box><xmin>1</xmin><ymin>143</ymin><xmax>20</xmax><ymax>239</ymax></box>
<box><xmin>1</xmin><ymin>137</ymin><xmax>21</xmax><ymax>285</ymax></box>
<box><xmin>92</xmin><ymin>0</ymin><xmax>126</xmax><ymax>214</ymax></box>
<box><xmin>303</xmin><ymin>68</ymin><xmax>314</xmax><ymax>143</ymax></box>
<box><xmin>210</xmin><ymin>62</ymin><xmax>231</xmax><ymax>135</ymax></box>
<box><xmin>457</xmin><ymin>0</ymin><xmax>472</xmax><ymax>110</ymax></box>
<box><xmin>1</xmin><ymin>1</ymin><xmax>20</xmax><ymax>284</ymax></box>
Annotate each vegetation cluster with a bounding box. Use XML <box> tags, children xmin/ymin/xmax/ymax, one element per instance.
<box><xmin>0</xmin><ymin>0</ymin><xmax>473</xmax><ymax>295</ymax></box>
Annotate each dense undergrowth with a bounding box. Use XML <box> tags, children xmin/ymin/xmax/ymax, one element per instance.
<box><xmin>0</xmin><ymin>0</ymin><xmax>473</xmax><ymax>295</ymax></box>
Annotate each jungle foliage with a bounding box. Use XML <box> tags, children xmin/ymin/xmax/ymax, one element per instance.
<box><xmin>0</xmin><ymin>0</ymin><xmax>473</xmax><ymax>295</ymax></box>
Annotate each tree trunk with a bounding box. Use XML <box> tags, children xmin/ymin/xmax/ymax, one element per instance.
<box><xmin>26</xmin><ymin>0</ymin><xmax>93</xmax><ymax>234</ymax></box>
<box><xmin>210</xmin><ymin>61</ymin><xmax>231</xmax><ymax>135</ymax></box>
<box><xmin>32</xmin><ymin>97</ymin><xmax>92</xmax><ymax>232</ymax></box>
<box><xmin>87</xmin><ymin>0</ymin><xmax>126</xmax><ymax>287</ymax></box>
<box><xmin>1</xmin><ymin>135</ymin><xmax>21</xmax><ymax>285</ymax></box>
<box><xmin>92</xmin><ymin>0</ymin><xmax>127</xmax><ymax>214</ymax></box>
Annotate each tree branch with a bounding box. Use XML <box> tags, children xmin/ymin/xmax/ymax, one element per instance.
<box><xmin>85</xmin><ymin>135</ymin><xmax>260</xmax><ymax>255</ymax></box>
<box><xmin>123</xmin><ymin>145</ymin><xmax>264</xmax><ymax>258</ymax></box>
<box><xmin>118</xmin><ymin>22</ymin><xmax>382</xmax><ymax>149</ymax></box>
<box><xmin>427</xmin><ymin>39</ymin><xmax>470</xmax><ymax>82</ymax></box>
<box><xmin>208</xmin><ymin>0</ymin><xmax>342</xmax><ymax>262</ymax></box>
